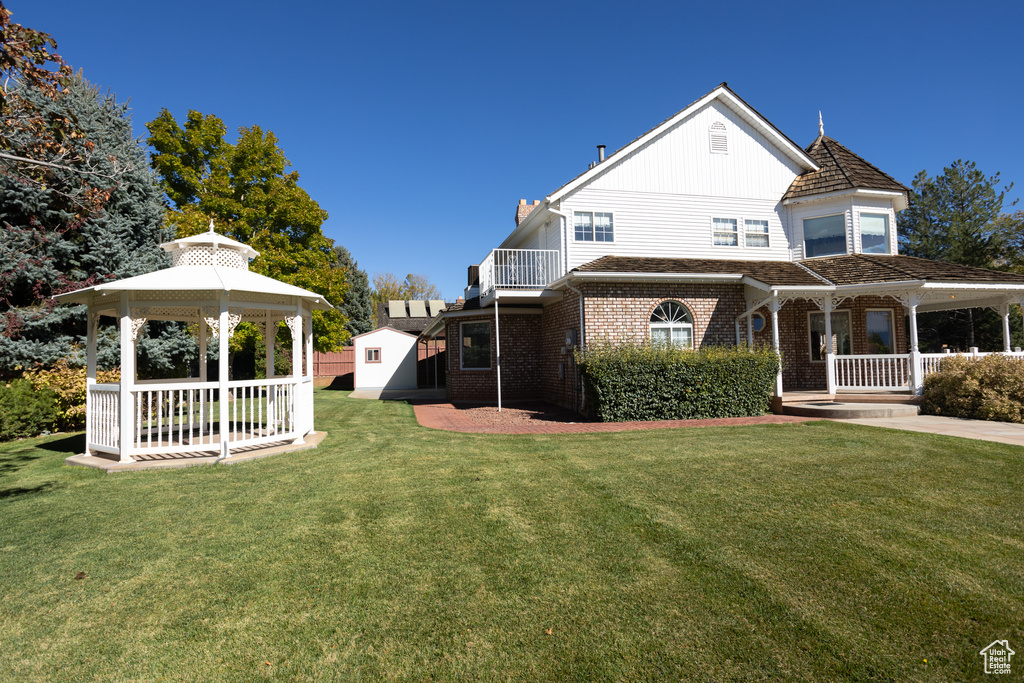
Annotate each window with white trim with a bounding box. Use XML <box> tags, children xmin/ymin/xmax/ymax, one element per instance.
<box><xmin>712</xmin><ymin>218</ymin><xmax>738</xmax><ymax>246</ymax></box>
<box><xmin>808</xmin><ymin>310</ymin><xmax>851</xmax><ymax>361</ymax></box>
<box><xmin>750</xmin><ymin>312</ymin><xmax>766</xmax><ymax>333</ymax></box>
<box><xmin>461</xmin><ymin>321</ymin><xmax>491</xmax><ymax>370</ymax></box>
<box><xmin>745</xmin><ymin>219</ymin><xmax>769</xmax><ymax>248</ymax></box>
<box><xmin>574</xmin><ymin>211</ymin><xmax>614</xmax><ymax>242</ymax></box>
<box><xmin>803</xmin><ymin>214</ymin><xmax>847</xmax><ymax>258</ymax></box>
<box><xmin>365</xmin><ymin>348</ymin><xmax>381</xmax><ymax>363</ymax></box>
<box><xmin>860</xmin><ymin>213</ymin><xmax>890</xmax><ymax>254</ymax></box>
<box><xmin>709</xmin><ymin>121</ymin><xmax>728</xmax><ymax>154</ymax></box>
<box><xmin>650</xmin><ymin>301</ymin><xmax>694</xmax><ymax>348</ymax></box>
<box><xmin>866</xmin><ymin>309</ymin><xmax>894</xmax><ymax>354</ymax></box>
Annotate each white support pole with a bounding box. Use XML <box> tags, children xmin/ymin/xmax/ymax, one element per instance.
<box><xmin>118</xmin><ymin>296</ymin><xmax>135</xmax><ymax>463</ymax></box>
<box><xmin>823</xmin><ymin>298</ymin><xmax>837</xmax><ymax>395</ymax></box>
<box><xmin>265</xmin><ymin>315</ymin><xmax>275</xmax><ymax>379</ymax></box>
<box><xmin>218</xmin><ymin>293</ymin><xmax>230</xmax><ymax>458</ymax></box>
<box><xmin>494</xmin><ymin>296</ymin><xmax>502</xmax><ymax>412</ymax></box>
<box><xmin>769</xmin><ymin>296</ymin><xmax>783</xmax><ymax>397</ymax></box>
<box><xmin>747</xmin><ymin>312</ymin><xmax>754</xmax><ymax>347</ymax></box>
<box><xmin>908</xmin><ymin>297</ymin><xmax>923</xmax><ymax>395</ymax></box>
<box><xmin>1001</xmin><ymin>302</ymin><xmax>1012</xmax><ymax>353</ymax></box>
<box><xmin>86</xmin><ymin>311</ymin><xmax>98</xmax><ymax>455</ymax></box>
<box><xmin>199</xmin><ymin>311</ymin><xmax>208</xmax><ymax>382</ymax></box>
<box><xmin>291</xmin><ymin>305</ymin><xmax>305</xmax><ymax>444</ymax></box>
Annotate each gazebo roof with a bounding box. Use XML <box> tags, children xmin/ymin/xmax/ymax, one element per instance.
<box><xmin>54</xmin><ymin>226</ymin><xmax>332</xmax><ymax>310</ymax></box>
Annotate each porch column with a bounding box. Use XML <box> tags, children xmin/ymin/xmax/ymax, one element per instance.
<box><xmin>218</xmin><ymin>292</ymin><xmax>230</xmax><ymax>458</ymax></box>
<box><xmin>494</xmin><ymin>296</ymin><xmax>502</xmax><ymax>412</ymax></box>
<box><xmin>906</xmin><ymin>292</ymin><xmax>924</xmax><ymax>395</ymax></box>
<box><xmin>747</xmin><ymin>313</ymin><xmax>754</xmax><ymax>347</ymax></box>
<box><xmin>769</xmin><ymin>296</ymin><xmax>783</xmax><ymax>397</ymax></box>
<box><xmin>1001</xmin><ymin>301</ymin><xmax>1012</xmax><ymax>352</ymax></box>
<box><xmin>198</xmin><ymin>311</ymin><xmax>207</xmax><ymax>382</ymax></box>
<box><xmin>290</xmin><ymin>305</ymin><xmax>305</xmax><ymax>444</ymax></box>
<box><xmin>85</xmin><ymin>310</ymin><xmax>98</xmax><ymax>455</ymax></box>
<box><xmin>822</xmin><ymin>298</ymin><xmax>837</xmax><ymax>395</ymax></box>
<box><xmin>265</xmin><ymin>314</ymin><xmax>275</xmax><ymax>378</ymax></box>
<box><xmin>118</xmin><ymin>296</ymin><xmax>135</xmax><ymax>463</ymax></box>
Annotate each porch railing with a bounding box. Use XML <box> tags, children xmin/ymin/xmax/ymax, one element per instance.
<box><xmin>86</xmin><ymin>383</ymin><xmax>121</xmax><ymax>453</ymax></box>
<box><xmin>921</xmin><ymin>350</ymin><xmax>1024</xmax><ymax>380</ymax></box>
<box><xmin>834</xmin><ymin>354</ymin><xmax>911</xmax><ymax>391</ymax></box>
<box><xmin>479</xmin><ymin>249</ymin><xmax>560</xmax><ymax>296</ymax></box>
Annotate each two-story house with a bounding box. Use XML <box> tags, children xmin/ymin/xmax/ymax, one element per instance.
<box><xmin>423</xmin><ymin>83</ymin><xmax>1024</xmax><ymax>411</ymax></box>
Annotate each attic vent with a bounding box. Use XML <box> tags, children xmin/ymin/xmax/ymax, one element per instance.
<box><xmin>709</xmin><ymin>121</ymin><xmax>728</xmax><ymax>154</ymax></box>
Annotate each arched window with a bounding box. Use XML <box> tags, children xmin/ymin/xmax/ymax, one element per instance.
<box><xmin>650</xmin><ymin>301</ymin><xmax>694</xmax><ymax>348</ymax></box>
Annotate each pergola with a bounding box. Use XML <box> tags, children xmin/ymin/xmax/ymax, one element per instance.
<box><xmin>55</xmin><ymin>226</ymin><xmax>330</xmax><ymax>465</ymax></box>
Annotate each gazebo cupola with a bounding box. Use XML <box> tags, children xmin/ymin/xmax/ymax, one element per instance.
<box><xmin>55</xmin><ymin>223</ymin><xmax>330</xmax><ymax>467</ymax></box>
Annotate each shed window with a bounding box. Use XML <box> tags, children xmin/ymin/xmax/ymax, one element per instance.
<box><xmin>461</xmin><ymin>321</ymin><xmax>491</xmax><ymax>370</ymax></box>
<box><xmin>860</xmin><ymin>213</ymin><xmax>890</xmax><ymax>254</ymax></box>
<box><xmin>709</xmin><ymin>122</ymin><xmax>728</xmax><ymax>154</ymax></box>
<box><xmin>803</xmin><ymin>214</ymin><xmax>847</xmax><ymax>258</ymax></box>
<box><xmin>366</xmin><ymin>348</ymin><xmax>381</xmax><ymax>363</ymax></box>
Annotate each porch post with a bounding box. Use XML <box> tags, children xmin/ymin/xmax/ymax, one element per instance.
<box><xmin>494</xmin><ymin>296</ymin><xmax>502</xmax><ymax>412</ymax></box>
<box><xmin>218</xmin><ymin>292</ymin><xmax>230</xmax><ymax>458</ymax></box>
<box><xmin>769</xmin><ymin>295</ymin><xmax>783</xmax><ymax>397</ymax></box>
<box><xmin>291</xmin><ymin>304</ymin><xmax>305</xmax><ymax>444</ymax></box>
<box><xmin>1001</xmin><ymin>302</ymin><xmax>1012</xmax><ymax>352</ymax></box>
<box><xmin>823</xmin><ymin>298</ymin><xmax>837</xmax><ymax>395</ymax></box>
<box><xmin>907</xmin><ymin>294</ymin><xmax>923</xmax><ymax>395</ymax></box>
<box><xmin>265</xmin><ymin>314</ymin><xmax>275</xmax><ymax>378</ymax></box>
<box><xmin>747</xmin><ymin>313</ymin><xmax>754</xmax><ymax>347</ymax></box>
<box><xmin>85</xmin><ymin>310</ymin><xmax>98</xmax><ymax>455</ymax></box>
<box><xmin>118</xmin><ymin>295</ymin><xmax>135</xmax><ymax>463</ymax></box>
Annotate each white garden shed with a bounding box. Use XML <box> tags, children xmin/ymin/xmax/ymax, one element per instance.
<box><xmin>353</xmin><ymin>327</ymin><xmax>418</xmax><ymax>391</ymax></box>
<box><xmin>54</xmin><ymin>225</ymin><xmax>330</xmax><ymax>467</ymax></box>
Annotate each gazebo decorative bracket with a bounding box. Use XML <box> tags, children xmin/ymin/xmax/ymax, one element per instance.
<box><xmin>129</xmin><ymin>308</ymin><xmax>149</xmax><ymax>343</ymax></box>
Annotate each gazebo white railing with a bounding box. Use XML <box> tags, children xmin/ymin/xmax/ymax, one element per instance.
<box><xmin>58</xmin><ymin>224</ymin><xmax>328</xmax><ymax>464</ymax></box>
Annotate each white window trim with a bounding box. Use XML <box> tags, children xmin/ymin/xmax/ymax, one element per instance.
<box><xmin>750</xmin><ymin>312</ymin><xmax>766</xmax><ymax>333</ymax></box>
<box><xmin>865</xmin><ymin>308</ymin><xmax>896</xmax><ymax>354</ymax></box>
<box><xmin>649</xmin><ymin>301</ymin><xmax>695</xmax><ymax>349</ymax></box>
<box><xmin>711</xmin><ymin>217</ymin><xmax>739</xmax><ymax>248</ymax></box>
<box><xmin>460</xmin><ymin>320</ymin><xmax>492</xmax><ymax>371</ymax></box>
<box><xmin>572</xmin><ymin>210</ymin><xmax>615</xmax><ymax>243</ymax></box>
<box><xmin>802</xmin><ymin>212</ymin><xmax>850</xmax><ymax>259</ymax></box>
<box><xmin>744</xmin><ymin>219</ymin><xmax>770</xmax><ymax>249</ymax></box>
<box><xmin>807</xmin><ymin>309</ymin><xmax>852</xmax><ymax>362</ymax></box>
<box><xmin>858</xmin><ymin>212</ymin><xmax>891</xmax><ymax>255</ymax></box>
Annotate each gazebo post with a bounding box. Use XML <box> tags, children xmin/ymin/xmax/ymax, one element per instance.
<box><xmin>85</xmin><ymin>310</ymin><xmax>98</xmax><ymax>455</ymax></box>
<box><xmin>265</xmin><ymin>313</ymin><xmax>275</xmax><ymax>379</ymax></box>
<box><xmin>118</xmin><ymin>295</ymin><xmax>135</xmax><ymax>463</ymax></box>
<box><xmin>199</xmin><ymin>311</ymin><xmax>207</xmax><ymax>382</ymax></box>
<box><xmin>291</xmin><ymin>304</ymin><xmax>304</xmax><ymax>444</ymax></box>
<box><xmin>218</xmin><ymin>293</ymin><xmax>230</xmax><ymax>459</ymax></box>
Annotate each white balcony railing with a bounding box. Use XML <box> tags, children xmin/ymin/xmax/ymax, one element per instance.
<box><xmin>479</xmin><ymin>249</ymin><xmax>560</xmax><ymax>296</ymax></box>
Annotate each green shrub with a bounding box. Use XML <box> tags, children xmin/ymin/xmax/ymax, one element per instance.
<box><xmin>575</xmin><ymin>342</ymin><xmax>780</xmax><ymax>422</ymax></box>
<box><xmin>921</xmin><ymin>354</ymin><xmax>1024</xmax><ymax>423</ymax></box>
<box><xmin>0</xmin><ymin>379</ymin><xmax>58</xmax><ymax>441</ymax></box>
<box><xmin>23</xmin><ymin>359</ymin><xmax>120</xmax><ymax>432</ymax></box>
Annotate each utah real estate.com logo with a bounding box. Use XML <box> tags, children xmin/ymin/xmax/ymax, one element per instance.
<box><xmin>980</xmin><ymin>640</ymin><xmax>1014</xmax><ymax>675</ymax></box>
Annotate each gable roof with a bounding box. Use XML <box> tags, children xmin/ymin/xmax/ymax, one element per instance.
<box><xmin>544</xmin><ymin>83</ymin><xmax>819</xmax><ymax>206</ymax></box>
<box><xmin>783</xmin><ymin>135</ymin><xmax>909</xmax><ymax>204</ymax></box>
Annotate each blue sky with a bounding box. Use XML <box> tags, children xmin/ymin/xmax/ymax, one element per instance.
<box><xmin>18</xmin><ymin>0</ymin><xmax>1024</xmax><ymax>300</ymax></box>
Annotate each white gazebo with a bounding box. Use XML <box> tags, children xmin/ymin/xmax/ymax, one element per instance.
<box><xmin>55</xmin><ymin>225</ymin><xmax>330</xmax><ymax>466</ymax></box>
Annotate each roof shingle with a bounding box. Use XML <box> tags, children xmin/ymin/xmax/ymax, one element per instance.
<box><xmin>783</xmin><ymin>136</ymin><xmax>908</xmax><ymax>201</ymax></box>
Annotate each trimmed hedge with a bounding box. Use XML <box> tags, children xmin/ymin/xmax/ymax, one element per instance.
<box><xmin>576</xmin><ymin>343</ymin><xmax>780</xmax><ymax>422</ymax></box>
<box><xmin>921</xmin><ymin>354</ymin><xmax>1024</xmax><ymax>423</ymax></box>
<box><xmin>0</xmin><ymin>379</ymin><xmax>57</xmax><ymax>442</ymax></box>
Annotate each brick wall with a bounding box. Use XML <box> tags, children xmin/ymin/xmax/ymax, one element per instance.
<box><xmin>445</xmin><ymin>312</ymin><xmax>542</xmax><ymax>402</ymax></box>
<box><xmin>540</xmin><ymin>291</ymin><xmax>582</xmax><ymax>408</ymax></box>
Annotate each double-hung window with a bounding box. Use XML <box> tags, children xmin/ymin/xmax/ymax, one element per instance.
<box><xmin>712</xmin><ymin>218</ymin><xmax>738</xmax><ymax>246</ymax></box>
<box><xmin>574</xmin><ymin>212</ymin><xmax>613</xmax><ymax>242</ymax></box>
<box><xmin>744</xmin><ymin>219</ymin><xmax>769</xmax><ymax>248</ymax></box>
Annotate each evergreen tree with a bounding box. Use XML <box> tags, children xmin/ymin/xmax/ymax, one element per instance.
<box><xmin>898</xmin><ymin>160</ymin><xmax>1017</xmax><ymax>350</ymax></box>
<box><xmin>333</xmin><ymin>246</ymin><xmax>373</xmax><ymax>342</ymax></box>
<box><xmin>0</xmin><ymin>74</ymin><xmax>193</xmax><ymax>375</ymax></box>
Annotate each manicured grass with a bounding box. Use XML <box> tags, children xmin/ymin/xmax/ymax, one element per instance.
<box><xmin>1</xmin><ymin>390</ymin><xmax>1022</xmax><ymax>681</ymax></box>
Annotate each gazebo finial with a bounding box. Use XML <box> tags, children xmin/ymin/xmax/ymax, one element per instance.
<box><xmin>209</xmin><ymin>218</ymin><xmax>215</xmax><ymax>233</ymax></box>
<box><xmin>818</xmin><ymin>111</ymin><xmax>824</xmax><ymax>137</ymax></box>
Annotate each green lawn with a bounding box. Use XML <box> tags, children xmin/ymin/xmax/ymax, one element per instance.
<box><xmin>1</xmin><ymin>390</ymin><xmax>1022</xmax><ymax>681</ymax></box>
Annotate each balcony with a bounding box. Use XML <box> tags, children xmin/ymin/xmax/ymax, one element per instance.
<box><xmin>478</xmin><ymin>249</ymin><xmax>561</xmax><ymax>304</ymax></box>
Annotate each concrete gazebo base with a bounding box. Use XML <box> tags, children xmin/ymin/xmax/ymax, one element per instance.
<box><xmin>64</xmin><ymin>431</ymin><xmax>327</xmax><ymax>473</ymax></box>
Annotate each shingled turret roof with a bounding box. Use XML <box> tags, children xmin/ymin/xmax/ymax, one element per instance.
<box><xmin>783</xmin><ymin>135</ymin><xmax>908</xmax><ymax>201</ymax></box>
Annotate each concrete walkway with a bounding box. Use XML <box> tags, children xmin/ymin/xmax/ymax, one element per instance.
<box><xmin>350</xmin><ymin>388</ymin><xmax>447</xmax><ymax>401</ymax></box>
<box><xmin>835</xmin><ymin>415</ymin><xmax>1024</xmax><ymax>447</ymax></box>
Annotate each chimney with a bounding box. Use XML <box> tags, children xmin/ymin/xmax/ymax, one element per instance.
<box><xmin>597</xmin><ymin>144</ymin><xmax>606</xmax><ymax>162</ymax></box>
<box><xmin>515</xmin><ymin>199</ymin><xmax>540</xmax><ymax>226</ymax></box>
<box><xmin>533</xmin><ymin>200</ymin><xmax>540</xmax><ymax>206</ymax></box>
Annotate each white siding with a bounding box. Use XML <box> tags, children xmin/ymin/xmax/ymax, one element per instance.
<box><xmin>585</xmin><ymin>101</ymin><xmax>805</xmax><ymax>200</ymax></box>
<box><xmin>563</xmin><ymin>189</ymin><xmax>792</xmax><ymax>270</ymax></box>
<box><xmin>789</xmin><ymin>196</ymin><xmax>899</xmax><ymax>260</ymax></box>
<box><xmin>354</xmin><ymin>328</ymin><xmax>418</xmax><ymax>390</ymax></box>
